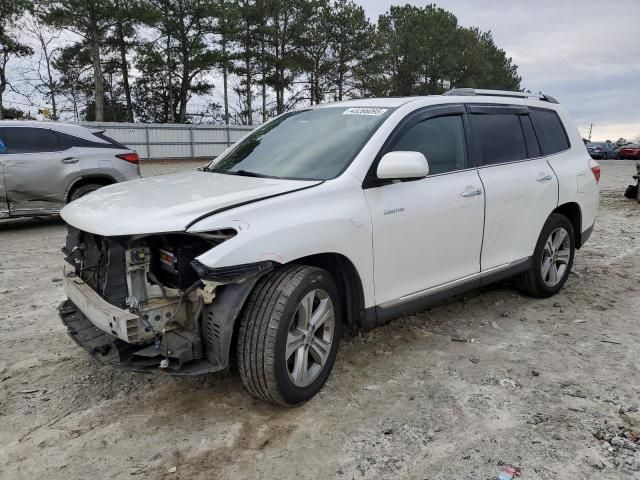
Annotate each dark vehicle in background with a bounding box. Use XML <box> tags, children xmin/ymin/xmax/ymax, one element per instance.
<box><xmin>586</xmin><ymin>142</ymin><xmax>619</xmax><ymax>159</ymax></box>
<box><xmin>619</xmin><ymin>144</ymin><xmax>640</xmax><ymax>160</ymax></box>
<box><xmin>0</xmin><ymin>121</ymin><xmax>141</xmax><ymax>219</ymax></box>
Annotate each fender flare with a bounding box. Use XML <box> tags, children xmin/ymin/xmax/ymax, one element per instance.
<box><xmin>201</xmin><ymin>277</ymin><xmax>259</xmax><ymax>369</ymax></box>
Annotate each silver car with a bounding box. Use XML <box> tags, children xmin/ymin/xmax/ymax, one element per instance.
<box><xmin>0</xmin><ymin>121</ymin><xmax>141</xmax><ymax>218</ymax></box>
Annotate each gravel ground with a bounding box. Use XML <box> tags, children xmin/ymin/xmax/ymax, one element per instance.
<box><xmin>1</xmin><ymin>160</ymin><xmax>639</xmax><ymax>480</ymax></box>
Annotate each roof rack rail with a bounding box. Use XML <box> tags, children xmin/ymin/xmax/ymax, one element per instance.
<box><xmin>443</xmin><ymin>88</ymin><xmax>559</xmax><ymax>104</ymax></box>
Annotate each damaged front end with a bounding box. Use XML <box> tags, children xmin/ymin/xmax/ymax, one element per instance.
<box><xmin>59</xmin><ymin>226</ymin><xmax>272</xmax><ymax>375</ymax></box>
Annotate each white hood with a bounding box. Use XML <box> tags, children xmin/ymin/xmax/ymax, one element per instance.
<box><xmin>60</xmin><ymin>170</ymin><xmax>320</xmax><ymax>236</ymax></box>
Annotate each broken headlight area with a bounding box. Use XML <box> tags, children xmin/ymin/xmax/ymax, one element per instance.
<box><xmin>191</xmin><ymin>259</ymin><xmax>275</xmax><ymax>284</ymax></box>
<box><xmin>60</xmin><ymin>226</ymin><xmax>239</xmax><ymax>373</ymax></box>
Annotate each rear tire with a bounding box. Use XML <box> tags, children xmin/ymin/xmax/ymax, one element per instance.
<box><xmin>514</xmin><ymin>213</ymin><xmax>575</xmax><ymax>298</ymax></box>
<box><xmin>69</xmin><ymin>183</ymin><xmax>102</xmax><ymax>202</ymax></box>
<box><xmin>237</xmin><ymin>265</ymin><xmax>342</xmax><ymax>406</ymax></box>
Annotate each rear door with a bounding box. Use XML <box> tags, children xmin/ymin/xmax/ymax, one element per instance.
<box><xmin>2</xmin><ymin>126</ymin><xmax>74</xmax><ymax>214</ymax></box>
<box><xmin>469</xmin><ymin>105</ymin><xmax>558</xmax><ymax>270</ymax></box>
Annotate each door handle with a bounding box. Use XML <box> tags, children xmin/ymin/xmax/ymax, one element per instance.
<box><xmin>461</xmin><ymin>188</ymin><xmax>483</xmax><ymax>198</ymax></box>
<box><xmin>536</xmin><ymin>173</ymin><xmax>553</xmax><ymax>182</ymax></box>
<box><xmin>61</xmin><ymin>157</ymin><xmax>79</xmax><ymax>164</ymax></box>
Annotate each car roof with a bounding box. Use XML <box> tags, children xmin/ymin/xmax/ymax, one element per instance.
<box><xmin>314</xmin><ymin>93</ymin><xmax>562</xmax><ymax>111</ymax></box>
<box><xmin>0</xmin><ymin>120</ymin><xmax>107</xmax><ymax>144</ymax></box>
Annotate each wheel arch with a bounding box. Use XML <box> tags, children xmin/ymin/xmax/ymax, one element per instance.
<box><xmin>206</xmin><ymin>252</ymin><xmax>367</xmax><ymax>371</ymax></box>
<box><xmin>552</xmin><ymin>202</ymin><xmax>583</xmax><ymax>248</ymax></box>
<box><xmin>66</xmin><ymin>175</ymin><xmax>117</xmax><ymax>202</ymax></box>
<box><xmin>289</xmin><ymin>252</ymin><xmax>367</xmax><ymax>331</ymax></box>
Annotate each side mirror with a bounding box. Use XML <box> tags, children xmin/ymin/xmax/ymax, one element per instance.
<box><xmin>377</xmin><ymin>151</ymin><xmax>429</xmax><ymax>180</ymax></box>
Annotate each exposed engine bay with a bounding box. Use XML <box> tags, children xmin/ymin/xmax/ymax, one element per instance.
<box><xmin>59</xmin><ymin>226</ymin><xmax>267</xmax><ymax>374</ymax></box>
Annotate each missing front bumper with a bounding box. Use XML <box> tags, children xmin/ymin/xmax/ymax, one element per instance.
<box><xmin>58</xmin><ymin>300</ymin><xmax>223</xmax><ymax>376</ymax></box>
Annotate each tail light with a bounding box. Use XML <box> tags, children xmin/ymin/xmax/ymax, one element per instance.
<box><xmin>589</xmin><ymin>159</ymin><xmax>601</xmax><ymax>183</ymax></box>
<box><xmin>116</xmin><ymin>152</ymin><xmax>139</xmax><ymax>164</ymax></box>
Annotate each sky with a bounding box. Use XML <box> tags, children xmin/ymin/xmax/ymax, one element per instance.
<box><xmin>363</xmin><ymin>0</ymin><xmax>640</xmax><ymax>142</ymax></box>
<box><xmin>5</xmin><ymin>0</ymin><xmax>640</xmax><ymax>142</ymax></box>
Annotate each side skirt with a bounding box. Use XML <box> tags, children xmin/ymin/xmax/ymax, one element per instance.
<box><xmin>364</xmin><ymin>257</ymin><xmax>532</xmax><ymax>329</ymax></box>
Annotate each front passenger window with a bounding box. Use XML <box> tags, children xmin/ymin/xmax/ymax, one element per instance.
<box><xmin>390</xmin><ymin>115</ymin><xmax>467</xmax><ymax>175</ymax></box>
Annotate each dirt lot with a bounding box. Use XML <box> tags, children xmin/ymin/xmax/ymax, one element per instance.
<box><xmin>1</xmin><ymin>160</ymin><xmax>639</xmax><ymax>479</ymax></box>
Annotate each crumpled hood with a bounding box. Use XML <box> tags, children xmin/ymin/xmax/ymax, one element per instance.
<box><xmin>60</xmin><ymin>170</ymin><xmax>320</xmax><ymax>236</ymax></box>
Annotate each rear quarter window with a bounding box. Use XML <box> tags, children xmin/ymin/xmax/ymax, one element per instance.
<box><xmin>530</xmin><ymin>109</ymin><xmax>570</xmax><ymax>155</ymax></box>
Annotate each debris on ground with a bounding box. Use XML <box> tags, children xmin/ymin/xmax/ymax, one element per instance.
<box><xmin>497</xmin><ymin>466</ymin><xmax>522</xmax><ymax>479</ymax></box>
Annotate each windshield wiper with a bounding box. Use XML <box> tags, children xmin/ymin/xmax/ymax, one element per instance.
<box><xmin>203</xmin><ymin>167</ymin><xmax>276</xmax><ymax>179</ymax></box>
<box><xmin>234</xmin><ymin>169</ymin><xmax>271</xmax><ymax>178</ymax></box>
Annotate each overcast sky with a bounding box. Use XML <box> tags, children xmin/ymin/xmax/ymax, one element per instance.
<box><xmin>5</xmin><ymin>1</ymin><xmax>639</xmax><ymax>141</ymax></box>
<box><xmin>364</xmin><ymin>0</ymin><xmax>640</xmax><ymax>141</ymax></box>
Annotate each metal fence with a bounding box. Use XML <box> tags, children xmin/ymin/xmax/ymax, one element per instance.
<box><xmin>78</xmin><ymin>122</ymin><xmax>254</xmax><ymax>160</ymax></box>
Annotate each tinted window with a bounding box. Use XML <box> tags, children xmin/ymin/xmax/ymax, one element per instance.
<box><xmin>2</xmin><ymin>127</ymin><xmax>63</xmax><ymax>154</ymax></box>
<box><xmin>92</xmin><ymin>132</ymin><xmax>127</xmax><ymax>149</ymax></box>
<box><xmin>471</xmin><ymin>114</ymin><xmax>527</xmax><ymax>165</ymax></box>
<box><xmin>530</xmin><ymin>109</ymin><xmax>570</xmax><ymax>155</ymax></box>
<box><xmin>390</xmin><ymin>115</ymin><xmax>467</xmax><ymax>175</ymax></box>
<box><xmin>58</xmin><ymin>132</ymin><xmax>107</xmax><ymax>149</ymax></box>
<box><xmin>520</xmin><ymin>115</ymin><xmax>541</xmax><ymax>158</ymax></box>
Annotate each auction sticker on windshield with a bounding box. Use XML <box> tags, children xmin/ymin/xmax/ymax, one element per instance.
<box><xmin>343</xmin><ymin>107</ymin><xmax>388</xmax><ymax>116</ymax></box>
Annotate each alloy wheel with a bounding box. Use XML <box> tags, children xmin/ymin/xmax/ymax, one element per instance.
<box><xmin>286</xmin><ymin>289</ymin><xmax>335</xmax><ymax>388</ymax></box>
<box><xmin>541</xmin><ymin>227</ymin><xmax>571</xmax><ymax>287</ymax></box>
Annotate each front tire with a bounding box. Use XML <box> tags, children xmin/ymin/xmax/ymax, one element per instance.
<box><xmin>515</xmin><ymin>213</ymin><xmax>575</xmax><ymax>298</ymax></box>
<box><xmin>237</xmin><ymin>265</ymin><xmax>342</xmax><ymax>406</ymax></box>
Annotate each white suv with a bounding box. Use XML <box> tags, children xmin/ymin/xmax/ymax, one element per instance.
<box><xmin>59</xmin><ymin>89</ymin><xmax>599</xmax><ymax>406</ymax></box>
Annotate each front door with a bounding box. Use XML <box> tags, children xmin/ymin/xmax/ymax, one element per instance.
<box><xmin>364</xmin><ymin>107</ymin><xmax>485</xmax><ymax>306</ymax></box>
<box><xmin>1</xmin><ymin>126</ymin><xmax>71</xmax><ymax>215</ymax></box>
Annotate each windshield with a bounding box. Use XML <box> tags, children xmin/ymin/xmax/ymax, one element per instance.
<box><xmin>206</xmin><ymin>106</ymin><xmax>394</xmax><ymax>180</ymax></box>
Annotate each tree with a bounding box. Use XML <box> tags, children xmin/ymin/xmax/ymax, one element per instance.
<box><xmin>54</xmin><ymin>43</ymin><xmax>93</xmax><ymax>121</ymax></box>
<box><xmin>132</xmin><ymin>42</ymin><xmax>177</xmax><ymax>122</ymax></box>
<box><xmin>328</xmin><ymin>0</ymin><xmax>374</xmax><ymax>101</ymax></box>
<box><xmin>296</xmin><ymin>0</ymin><xmax>334</xmax><ymax>105</ymax></box>
<box><xmin>45</xmin><ymin>0</ymin><xmax>116</xmax><ymax>122</ymax></box>
<box><xmin>212</xmin><ymin>0</ymin><xmax>239</xmax><ymax>124</ymax></box>
<box><xmin>365</xmin><ymin>5</ymin><xmax>520</xmax><ymax>97</ymax></box>
<box><xmin>20</xmin><ymin>14</ymin><xmax>61</xmax><ymax>120</ymax></box>
<box><xmin>231</xmin><ymin>0</ymin><xmax>262</xmax><ymax>124</ymax></box>
<box><xmin>0</xmin><ymin>0</ymin><xmax>34</xmax><ymax>120</ymax></box>
<box><xmin>262</xmin><ymin>0</ymin><xmax>304</xmax><ymax>115</ymax></box>
<box><xmin>106</xmin><ymin>0</ymin><xmax>142</xmax><ymax>122</ymax></box>
<box><xmin>141</xmin><ymin>0</ymin><xmax>218</xmax><ymax>123</ymax></box>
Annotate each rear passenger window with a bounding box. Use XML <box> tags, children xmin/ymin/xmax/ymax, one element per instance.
<box><xmin>520</xmin><ymin>115</ymin><xmax>541</xmax><ymax>158</ymax></box>
<box><xmin>470</xmin><ymin>114</ymin><xmax>527</xmax><ymax>165</ymax></box>
<box><xmin>390</xmin><ymin>115</ymin><xmax>467</xmax><ymax>175</ymax></box>
<box><xmin>2</xmin><ymin>127</ymin><xmax>63</xmax><ymax>154</ymax></box>
<box><xmin>530</xmin><ymin>109</ymin><xmax>570</xmax><ymax>155</ymax></box>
